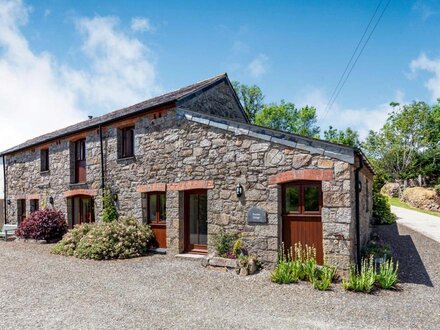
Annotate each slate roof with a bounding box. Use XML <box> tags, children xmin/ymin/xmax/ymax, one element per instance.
<box><xmin>1</xmin><ymin>73</ymin><xmax>228</xmax><ymax>155</ymax></box>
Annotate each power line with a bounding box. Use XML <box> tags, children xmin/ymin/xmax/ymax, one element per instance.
<box><xmin>320</xmin><ymin>0</ymin><xmax>392</xmax><ymax>122</ymax></box>
<box><xmin>324</xmin><ymin>0</ymin><xmax>384</xmax><ymax>114</ymax></box>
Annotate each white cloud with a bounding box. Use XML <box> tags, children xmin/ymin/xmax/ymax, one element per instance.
<box><xmin>410</xmin><ymin>53</ymin><xmax>440</xmax><ymax>101</ymax></box>
<box><xmin>62</xmin><ymin>16</ymin><xmax>160</xmax><ymax>109</ymax></box>
<box><xmin>0</xmin><ymin>0</ymin><xmax>161</xmax><ymax>195</ymax></box>
<box><xmin>43</xmin><ymin>8</ymin><xmax>50</xmax><ymax>17</ymax></box>
<box><xmin>247</xmin><ymin>54</ymin><xmax>268</xmax><ymax>79</ymax></box>
<box><xmin>412</xmin><ymin>1</ymin><xmax>439</xmax><ymax>20</ymax></box>
<box><xmin>130</xmin><ymin>17</ymin><xmax>154</xmax><ymax>32</ymax></box>
<box><xmin>298</xmin><ymin>87</ymin><xmax>397</xmax><ymax>139</ymax></box>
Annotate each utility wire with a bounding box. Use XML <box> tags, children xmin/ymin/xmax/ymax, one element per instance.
<box><xmin>323</xmin><ymin>0</ymin><xmax>383</xmax><ymax>115</ymax></box>
<box><xmin>320</xmin><ymin>0</ymin><xmax>391</xmax><ymax>122</ymax></box>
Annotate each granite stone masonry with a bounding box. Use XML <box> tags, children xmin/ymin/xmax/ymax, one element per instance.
<box><xmin>1</xmin><ymin>74</ymin><xmax>373</xmax><ymax>270</ymax></box>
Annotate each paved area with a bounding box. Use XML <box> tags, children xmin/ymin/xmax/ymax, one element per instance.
<box><xmin>0</xmin><ymin>224</ymin><xmax>439</xmax><ymax>329</ymax></box>
<box><xmin>392</xmin><ymin>206</ymin><xmax>440</xmax><ymax>243</ymax></box>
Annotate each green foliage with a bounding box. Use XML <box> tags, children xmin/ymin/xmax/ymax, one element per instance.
<box><xmin>213</xmin><ymin>230</ymin><xmax>237</xmax><ymax>257</ymax></box>
<box><xmin>232</xmin><ymin>239</ymin><xmax>243</xmax><ymax>257</ymax></box>
<box><xmin>376</xmin><ymin>259</ymin><xmax>399</xmax><ymax>289</ymax></box>
<box><xmin>362</xmin><ymin>101</ymin><xmax>440</xmax><ymax>182</ymax></box>
<box><xmin>255</xmin><ymin>101</ymin><xmax>320</xmax><ymax>137</ymax></box>
<box><xmin>232</xmin><ymin>81</ymin><xmax>264</xmax><ymax>123</ymax></box>
<box><xmin>323</xmin><ymin>126</ymin><xmax>360</xmax><ymax>147</ymax></box>
<box><xmin>102</xmin><ymin>188</ymin><xmax>118</xmax><ymax>223</ymax></box>
<box><xmin>312</xmin><ymin>266</ymin><xmax>336</xmax><ymax>291</ymax></box>
<box><xmin>271</xmin><ymin>243</ymin><xmax>336</xmax><ymax>291</ymax></box>
<box><xmin>342</xmin><ymin>256</ymin><xmax>376</xmax><ymax>293</ymax></box>
<box><xmin>362</xmin><ymin>240</ymin><xmax>392</xmax><ymax>260</ymax></box>
<box><xmin>373</xmin><ymin>191</ymin><xmax>397</xmax><ymax>224</ymax></box>
<box><xmin>51</xmin><ymin>217</ymin><xmax>153</xmax><ymax>260</ymax></box>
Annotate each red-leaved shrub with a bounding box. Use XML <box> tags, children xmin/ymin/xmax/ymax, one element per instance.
<box><xmin>16</xmin><ymin>209</ymin><xmax>68</xmax><ymax>241</ymax></box>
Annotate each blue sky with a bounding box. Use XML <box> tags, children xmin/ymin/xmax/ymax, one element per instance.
<box><xmin>1</xmin><ymin>0</ymin><xmax>440</xmax><ymax>154</ymax></box>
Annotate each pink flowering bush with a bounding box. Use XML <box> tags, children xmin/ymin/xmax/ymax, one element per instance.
<box><xmin>15</xmin><ymin>209</ymin><xmax>67</xmax><ymax>241</ymax></box>
<box><xmin>52</xmin><ymin>217</ymin><xmax>153</xmax><ymax>260</ymax></box>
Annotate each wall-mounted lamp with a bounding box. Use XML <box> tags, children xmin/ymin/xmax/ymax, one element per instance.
<box><xmin>113</xmin><ymin>194</ymin><xmax>118</xmax><ymax>202</ymax></box>
<box><xmin>235</xmin><ymin>183</ymin><xmax>243</xmax><ymax>198</ymax></box>
<box><xmin>7</xmin><ymin>199</ymin><xmax>11</xmax><ymax>206</ymax></box>
<box><xmin>49</xmin><ymin>196</ymin><xmax>54</xmax><ymax>205</ymax></box>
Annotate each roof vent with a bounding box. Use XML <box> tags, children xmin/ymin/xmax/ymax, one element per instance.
<box><xmin>88</xmin><ymin>115</ymin><xmax>93</xmax><ymax>120</ymax></box>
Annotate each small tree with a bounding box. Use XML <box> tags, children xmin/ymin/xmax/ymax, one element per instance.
<box><xmin>102</xmin><ymin>188</ymin><xmax>118</xmax><ymax>222</ymax></box>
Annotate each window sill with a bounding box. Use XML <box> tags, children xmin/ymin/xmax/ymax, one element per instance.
<box><xmin>40</xmin><ymin>170</ymin><xmax>50</xmax><ymax>175</ymax></box>
<box><xmin>117</xmin><ymin>156</ymin><xmax>136</xmax><ymax>162</ymax></box>
<box><xmin>69</xmin><ymin>182</ymin><xmax>88</xmax><ymax>189</ymax></box>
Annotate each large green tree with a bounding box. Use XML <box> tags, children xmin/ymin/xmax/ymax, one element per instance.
<box><xmin>232</xmin><ymin>81</ymin><xmax>264</xmax><ymax>123</ymax></box>
<box><xmin>362</xmin><ymin>101</ymin><xmax>439</xmax><ymax>181</ymax></box>
<box><xmin>323</xmin><ymin>126</ymin><xmax>360</xmax><ymax>147</ymax></box>
<box><xmin>254</xmin><ymin>100</ymin><xmax>320</xmax><ymax>137</ymax></box>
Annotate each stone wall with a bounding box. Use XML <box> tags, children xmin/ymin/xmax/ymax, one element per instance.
<box><xmin>178</xmin><ymin>80</ymin><xmax>247</xmax><ymax>123</ymax></box>
<box><xmin>0</xmin><ymin>199</ymin><xmax>4</xmax><ymax>226</ymax></box>
<box><xmin>4</xmin><ymin>108</ymin><xmax>369</xmax><ymax>269</ymax></box>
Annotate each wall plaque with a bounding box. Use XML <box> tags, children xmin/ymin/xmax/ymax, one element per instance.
<box><xmin>247</xmin><ymin>207</ymin><xmax>267</xmax><ymax>224</ymax></box>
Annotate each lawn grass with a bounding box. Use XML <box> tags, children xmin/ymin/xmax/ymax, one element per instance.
<box><xmin>389</xmin><ymin>197</ymin><xmax>440</xmax><ymax>218</ymax></box>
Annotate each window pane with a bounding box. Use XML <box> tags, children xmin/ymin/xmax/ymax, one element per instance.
<box><xmin>285</xmin><ymin>187</ymin><xmax>300</xmax><ymax>212</ymax></box>
<box><xmin>198</xmin><ymin>194</ymin><xmax>207</xmax><ymax>245</ymax></box>
<box><xmin>141</xmin><ymin>194</ymin><xmax>148</xmax><ymax>223</ymax></box>
<box><xmin>149</xmin><ymin>194</ymin><xmax>157</xmax><ymax>223</ymax></box>
<box><xmin>304</xmin><ymin>186</ymin><xmax>320</xmax><ymax>211</ymax></box>
<box><xmin>159</xmin><ymin>193</ymin><xmax>166</xmax><ymax>221</ymax></box>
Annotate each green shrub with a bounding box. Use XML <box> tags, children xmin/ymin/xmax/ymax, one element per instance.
<box><xmin>51</xmin><ymin>223</ymin><xmax>93</xmax><ymax>256</ymax></box>
<box><xmin>212</xmin><ymin>230</ymin><xmax>237</xmax><ymax>257</ymax></box>
<box><xmin>272</xmin><ymin>244</ymin><xmax>336</xmax><ymax>290</ymax></box>
<box><xmin>52</xmin><ymin>217</ymin><xmax>153</xmax><ymax>260</ymax></box>
<box><xmin>373</xmin><ymin>191</ymin><xmax>397</xmax><ymax>224</ymax></box>
<box><xmin>102</xmin><ymin>188</ymin><xmax>118</xmax><ymax>223</ymax></box>
<box><xmin>377</xmin><ymin>259</ymin><xmax>399</xmax><ymax>289</ymax></box>
<box><xmin>362</xmin><ymin>240</ymin><xmax>392</xmax><ymax>260</ymax></box>
<box><xmin>312</xmin><ymin>266</ymin><xmax>336</xmax><ymax>291</ymax></box>
<box><xmin>232</xmin><ymin>239</ymin><xmax>243</xmax><ymax>257</ymax></box>
<box><xmin>343</xmin><ymin>256</ymin><xmax>376</xmax><ymax>293</ymax></box>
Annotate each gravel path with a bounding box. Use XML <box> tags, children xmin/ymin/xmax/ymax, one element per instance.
<box><xmin>0</xmin><ymin>224</ymin><xmax>439</xmax><ymax>330</ymax></box>
<box><xmin>392</xmin><ymin>206</ymin><xmax>440</xmax><ymax>243</ymax></box>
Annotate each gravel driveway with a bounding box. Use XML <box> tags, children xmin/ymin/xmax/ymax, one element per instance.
<box><xmin>0</xmin><ymin>223</ymin><xmax>439</xmax><ymax>330</ymax></box>
<box><xmin>392</xmin><ymin>205</ymin><xmax>440</xmax><ymax>243</ymax></box>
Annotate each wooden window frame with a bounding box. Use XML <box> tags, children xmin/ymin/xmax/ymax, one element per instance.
<box><xmin>120</xmin><ymin>126</ymin><xmax>135</xmax><ymax>159</ymax></box>
<box><xmin>282</xmin><ymin>181</ymin><xmax>322</xmax><ymax>216</ymax></box>
<box><xmin>142</xmin><ymin>192</ymin><xmax>166</xmax><ymax>225</ymax></box>
<box><xmin>40</xmin><ymin>149</ymin><xmax>49</xmax><ymax>172</ymax></box>
<box><xmin>30</xmin><ymin>199</ymin><xmax>39</xmax><ymax>213</ymax></box>
<box><xmin>74</xmin><ymin>139</ymin><xmax>87</xmax><ymax>183</ymax></box>
<box><xmin>17</xmin><ymin>199</ymin><xmax>26</xmax><ymax>224</ymax></box>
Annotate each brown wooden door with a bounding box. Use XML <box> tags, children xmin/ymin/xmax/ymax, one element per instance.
<box><xmin>75</xmin><ymin>139</ymin><xmax>86</xmax><ymax>183</ymax></box>
<box><xmin>72</xmin><ymin>196</ymin><xmax>94</xmax><ymax>228</ymax></box>
<box><xmin>184</xmin><ymin>190</ymin><xmax>208</xmax><ymax>253</ymax></box>
<box><xmin>142</xmin><ymin>192</ymin><xmax>167</xmax><ymax>248</ymax></box>
<box><xmin>282</xmin><ymin>181</ymin><xmax>324</xmax><ymax>264</ymax></box>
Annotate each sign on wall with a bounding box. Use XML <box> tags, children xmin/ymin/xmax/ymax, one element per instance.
<box><xmin>247</xmin><ymin>207</ymin><xmax>267</xmax><ymax>224</ymax></box>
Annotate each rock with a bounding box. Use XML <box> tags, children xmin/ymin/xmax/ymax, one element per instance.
<box><xmin>292</xmin><ymin>154</ymin><xmax>312</xmax><ymax>169</ymax></box>
<box><xmin>209</xmin><ymin>257</ymin><xmax>238</xmax><ymax>268</ymax></box>
<box><xmin>239</xmin><ymin>267</ymin><xmax>249</xmax><ymax>276</ymax></box>
<box><xmin>201</xmin><ymin>258</ymin><xmax>209</xmax><ymax>268</ymax></box>
<box><xmin>248</xmin><ymin>259</ymin><xmax>258</xmax><ymax>275</ymax></box>
<box><xmin>381</xmin><ymin>182</ymin><xmax>400</xmax><ymax>197</ymax></box>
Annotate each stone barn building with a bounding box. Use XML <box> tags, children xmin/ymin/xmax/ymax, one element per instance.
<box><xmin>1</xmin><ymin>74</ymin><xmax>373</xmax><ymax>269</ymax></box>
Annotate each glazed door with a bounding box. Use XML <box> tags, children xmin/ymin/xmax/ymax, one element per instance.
<box><xmin>75</xmin><ymin>139</ymin><xmax>86</xmax><ymax>183</ymax></box>
<box><xmin>185</xmin><ymin>190</ymin><xmax>208</xmax><ymax>253</ymax></box>
<box><xmin>72</xmin><ymin>196</ymin><xmax>94</xmax><ymax>228</ymax></box>
<box><xmin>282</xmin><ymin>181</ymin><xmax>324</xmax><ymax>264</ymax></box>
<box><xmin>143</xmin><ymin>192</ymin><xmax>167</xmax><ymax>248</ymax></box>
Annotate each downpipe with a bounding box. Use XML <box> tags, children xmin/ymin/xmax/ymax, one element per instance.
<box><xmin>354</xmin><ymin>154</ymin><xmax>364</xmax><ymax>271</ymax></box>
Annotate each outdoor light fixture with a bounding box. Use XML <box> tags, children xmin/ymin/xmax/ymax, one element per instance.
<box><xmin>235</xmin><ymin>183</ymin><xmax>243</xmax><ymax>197</ymax></box>
<box><xmin>113</xmin><ymin>193</ymin><xmax>118</xmax><ymax>202</ymax></box>
<box><xmin>49</xmin><ymin>196</ymin><xmax>54</xmax><ymax>205</ymax></box>
<box><xmin>7</xmin><ymin>199</ymin><xmax>11</xmax><ymax>206</ymax></box>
